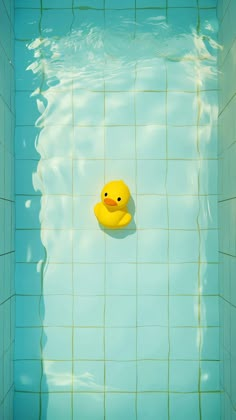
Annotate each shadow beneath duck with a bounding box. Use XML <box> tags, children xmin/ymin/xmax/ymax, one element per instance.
<box><xmin>100</xmin><ymin>196</ymin><xmax>136</xmax><ymax>239</ymax></box>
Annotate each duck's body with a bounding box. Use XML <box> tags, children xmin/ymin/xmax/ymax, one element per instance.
<box><xmin>94</xmin><ymin>202</ymin><xmax>131</xmax><ymax>229</ymax></box>
<box><xmin>94</xmin><ymin>180</ymin><xmax>132</xmax><ymax>229</ymax></box>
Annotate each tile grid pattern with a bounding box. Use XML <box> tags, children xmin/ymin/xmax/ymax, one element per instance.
<box><xmin>0</xmin><ymin>0</ymin><xmax>15</xmax><ymax>419</ymax></box>
<box><xmin>218</xmin><ymin>0</ymin><xmax>236</xmax><ymax>419</ymax></box>
<box><xmin>14</xmin><ymin>1</ymin><xmax>220</xmax><ymax>419</ymax></box>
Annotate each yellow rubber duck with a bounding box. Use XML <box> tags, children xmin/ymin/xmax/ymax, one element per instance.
<box><xmin>94</xmin><ymin>180</ymin><xmax>132</xmax><ymax>229</ymax></box>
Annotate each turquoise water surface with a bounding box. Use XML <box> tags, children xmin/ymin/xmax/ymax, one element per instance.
<box><xmin>14</xmin><ymin>0</ymin><xmax>220</xmax><ymax>419</ymax></box>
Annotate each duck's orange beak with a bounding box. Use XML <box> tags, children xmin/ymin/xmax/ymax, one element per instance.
<box><xmin>104</xmin><ymin>197</ymin><xmax>117</xmax><ymax>206</ymax></box>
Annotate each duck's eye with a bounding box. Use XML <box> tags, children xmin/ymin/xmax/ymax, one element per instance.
<box><xmin>117</xmin><ymin>197</ymin><xmax>121</xmax><ymax>201</ymax></box>
<box><xmin>104</xmin><ymin>192</ymin><xmax>108</xmax><ymax>197</ymax></box>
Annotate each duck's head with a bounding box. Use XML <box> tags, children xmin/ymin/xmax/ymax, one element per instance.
<box><xmin>101</xmin><ymin>180</ymin><xmax>130</xmax><ymax>210</ymax></box>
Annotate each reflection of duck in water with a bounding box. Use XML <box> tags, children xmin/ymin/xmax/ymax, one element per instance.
<box><xmin>94</xmin><ymin>180</ymin><xmax>132</xmax><ymax>229</ymax></box>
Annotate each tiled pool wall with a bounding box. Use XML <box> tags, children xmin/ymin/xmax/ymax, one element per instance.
<box><xmin>0</xmin><ymin>0</ymin><xmax>15</xmax><ymax>418</ymax></box>
<box><xmin>218</xmin><ymin>0</ymin><xmax>236</xmax><ymax>419</ymax></box>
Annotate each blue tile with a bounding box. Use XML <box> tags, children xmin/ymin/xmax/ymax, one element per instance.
<box><xmin>170</xmin><ymin>394</ymin><xmax>200</xmax><ymax>420</ymax></box>
<box><xmin>15</xmin><ymin>126</ymin><xmax>39</xmax><ymax>159</ymax></box>
<box><xmin>137</xmin><ymin>264</ymin><xmax>168</xmax><ymax>295</ymax></box>
<box><xmin>105</xmin><ymin>160</ymin><xmax>136</xmax><ymax>194</ymax></box>
<box><xmin>169</xmin><ymin>263</ymin><xmax>198</xmax><ymax>295</ymax></box>
<box><xmin>106</xmin><ymin>394</ymin><xmax>136</xmax><ymax>420</ymax></box>
<box><xmin>201</xmin><ymin>393</ymin><xmax>221</xmax><ymax>420</ymax></box>
<box><xmin>167</xmin><ymin>161</ymin><xmax>199</xmax><ymax>194</ymax></box>
<box><xmin>41</xmin><ymin>393</ymin><xmax>72</xmax><ymax>420</ymax></box>
<box><xmin>73</xmin><ymin>393</ymin><xmax>104</xmax><ymax>420</ymax></box>
<box><xmin>199</xmin><ymin>91</ymin><xmax>218</xmax><ymax>125</ymax></box>
<box><xmin>39</xmin><ymin>125</ymin><xmax>74</xmax><ymax>159</ymax></box>
<box><xmin>136</xmin><ymin>59</ymin><xmax>166</xmax><ymax>91</ymax></box>
<box><xmin>73</xmin><ymin>160</ymin><xmax>104</xmax><ymax>195</ymax></box>
<box><xmin>137</xmin><ymin>196</ymin><xmax>168</xmax><ymax>229</ymax></box>
<box><xmin>15</xmin><ymin>41</ymin><xmax>41</xmax><ymax>91</ymax></box>
<box><xmin>200</xmin><ymin>230</ymin><xmax>218</xmax><ymax>263</ymax></box>
<box><xmin>15</xmin><ymin>0</ymin><xmax>41</xmax><ymax>6</ymax></box>
<box><xmin>43</xmin><ymin>295</ymin><xmax>73</xmax><ymax>326</ymax></box>
<box><xmin>137</xmin><ymin>326</ymin><xmax>169</xmax><ymax>359</ymax></box>
<box><xmin>200</xmin><ymin>263</ymin><xmax>218</xmax><ymax>295</ymax></box>
<box><xmin>41</xmin><ymin>9</ymin><xmax>74</xmax><ymax>36</ymax></box>
<box><xmin>74</xmin><ymin>296</ymin><xmax>104</xmax><ymax>326</ymax></box>
<box><xmin>169</xmin><ymin>296</ymin><xmax>198</xmax><ymax>327</ymax></box>
<box><xmin>169</xmin><ymin>231</ymin><xmax>199</xmax><ymax>263</ymax></box>
<box><xmin>73</xmin><ymin>230</ymin><xmax>105</xmax><ymax>263</ymax></box>
<box><xmin>106</xmin><ymin>263</ymin><xmax>136</xmax><ymax>295</ymax></box>
<box><xmin>43</xmin><ymin>263</ymin><xmax>73</xmax><ymax>295</ymax></box>
<box><xmin>201</xmin><ymin>327</ymin><xmax>219</xmax><ymax>360</ymax></box>
<box><xmin>15</xmin><ymin>9</ymin><xmax>41</xmax><ymax>39</ymax></box>
<box><xmin>106</xmin><ymin>361</ymin><xmax>136</xmax><ymax>392</ymax></box>
<box><xmin>170</xmin><ymin>328</ymin><xmax>200</xmax><ymax>359</ymax></box>
<box><xmin>40</xmin><ymin>90</ymin><xmax>73</xmax><ymax>126</ymax></box>
<box><xmin>137</xmin><ymin>160</ymin><xmax>166</xmax><ymax>194</ymax></box>
<box><xmin>74</xmin><ymin>91</ymin><xmax>104</xmax><ymax>125</ymax></box>
<box><xmin>168</xmin><ymin>0</ymin><xmax>197</xmax><ymax>5</ymax></box>
<box><xmin>15</xmin><ymin>361</ymin><xmax>41</xmax><ymax>392</ymax></box>
<box><xmin>137</xmin><ymin>361</ymin><xmax>168</xmax><ymax>391</ymax></box>
<box><xmin>136</xmin><ymin>126</ymin><xmax>166</xmax><ymax>159</ymax></box>
<box><xmin>167</xmin><ymin>93</ymin><xmax>198</xmax><ymax>125</ymax></box>
<box><xmin>201</xmin><ymin>361</ymin><xmax>220</xmax><ymax>391</ymax></box>
<box><xmin>16</xmin><ymin>296</ymin><xmax>41</xmax><ymax>327</ymax></box>
<box><xmin>74</xmin><ymin>328</ymin><xmax>104</xmax><ymax>360</ymax></box>
<box><xmin>105</xmin><ymin>92</ymin><xmax>134</xmax><ymax>125</ymax></box>
<box><xmin>74</xmin><ymin>126</ymin><xmax>104</xmax><ymax>159</ymax></box>
<box><xmin>36</xmin><ymin>158</ymin><xmax>72</xmax><ymax>195</ymax></box>
<box><xmin>168</xmin><ymin>196</ymin><xmax>199</xmax><ymax>229</ymax></box>
<box><xmin>42</xmin><ymin>230</ymin><xmax>73</xmax><ymax>263</ymax></box>
<box><xmin>169</xmin><ymin>361</ymin><xmax>199</xmax><ymax>392</ymax></box>
<box><xmin>15</xmin><ymin>327</ymin><xmax>42</xmax><ymax>359</ymax></box>
<box><xmin>43</xmin><ymin>327</ymin><xmax>72</xmax><ymax>360</ymax></box>
<box><xmin>74</xmin><ymin>0</ymin><xmax>104</xmax><ymax>9</ymax></box>
<box><xmin>15</xmin><ymin>263</ymin><xmax>41</xmax><ymax>295</ymax></box>
<box><xmin>105</xmin><ymin>68</ymin><xmax>135</xmax><ymax>91</ymax></box>
<box><xmin>74</xmin><ymin>263</ymin><xmax>104</xmax><ymax>295</ymax></box>
<box><xmin>168</xmin><ymin>8</ymin><xmax>198</xmax><ymax>31</ymax></box>
<box><xmin>15</xmin><ymin>160</ymin><xmax>39</xmax><ymax>195</ymax></box>
<box><xmin>42</xmin><ymin>361</ymin><xmax>72</xmax><ymax>391</ymax></box>
<box><xmin>74</xmin><ymin>361</ymin><xmax>104</xmax><ymax>392</ymax></box>
<box><xmin>43</xmin><ymin>0</ymin><xmax>72</xmax><ymax>7</ymax></box>
<box><xmin>106</xmin><ymin>231</ymin><xmax>137</xmax><ymax>263</ymax></box>
<box><xmin>16</xmin><ymin>196</ymin><xmax>41</xmax><ymax>229</ymax></box>
<box><xmin>136</xmin><ymin>9</ymin><xmax>166</xmax><ymax>27</ymax></box>
<box><xmin>136</xmin><ymin>92</ymin><xmax>166</xmax><ymax>125</ymax></box>
<box><xmin>137</xmin><ymin>393</ymin><xmax>168</xmax><ymax>420</ymax></box>
<box><xmin>199</xmin><ymin>196</ymin><xmax>218</xmax><ymax>229</ymax></box>
<box><xmin>14</xmin><ymin>392</ymin><xmax>40</xmax><ymax>420</ymax></box>
<box><xmin>138</xmin><ymin>230</ymin><xmax>168</xmax><ymax>263</ymax></box>
<box><xmin>199</xmin><ymin>125</ymin><xmax>217</xmax><ymax>158</ymax></box>
<box><xmin>105</xmin><ymin>0</ymin><xmax>135</xmax><ymax>8</ymax></box>
<box><xmin>105</xmin><ymin>328</ymin><xmax>136</xmax><ymax>360</ymax></box>
<box><xmin>105</xmin><ymin>126</ymin><xmax>135</xmax><ymax>159</ymax></box>
<box><xmin>167</xmin><ymin>61</ymin><xmax>197</xmax><ymax>91</ymax></box>
<box><xmin>138</xmin><ymin>296</ymin><xmax>168</xmax><ymax>326</ymax></box>
<box><xmin>168</xmin><ymin>126</ymin><xmax>198</xmax><ymax>159</ymax></box>
<box><xmin>15</xmin><ymin>91</ymin><xmax>39</xmax><ymax>125</ymax></box>
<box><xmin>106</xmin><ymin>296</ymin><xmax>136</xmax><ymax>327</ymax></box>
<box><xmin>73</xmin><ymin>195</ymin><xmax>98</xmax><ymax>230</ymax></box>
<box><xmin>201</xmin><ymin>296</ymin><xmax>219</xmax><ymax>326</ymax></box>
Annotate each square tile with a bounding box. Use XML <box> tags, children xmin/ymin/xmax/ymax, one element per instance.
<box><xmin>15</xmin><ymin>160</ymin><xmax>39</xmax><ymax>195</ymax></box>
<box><xmin>200</xmin><ymin>263</ymin><xmax>218</xmax><ymax>295</ymax></box>
<box><xmin>106</xmin><ymin>361</ymin><xmax>136</xmax><ymax>392</ymax></box>
<box><xmin>15</xmin><ymin>9</ymin><xmax>41</xmax><ymax>39</ymax></box>
<box><xmin>43</xmin><ymin>264</ymin><xmax>73</xmax><ymax>295</ymax></box>
<box><xmin>41</xmin><ymin>196</ymin><xmax>73</xmax><ymax>229</ymax></box>
<box><xmin>106</xmin><ymin>296</ymin><xmax>136</xmax><ymax>327</ymax></box>
<box><xmin>138</xmin><ymin>230</ymin><xmax>168</xmax><ymax>263</ymax></box>
<box><xmin>73</xmin><ymin>230</ymin><xmax>105</xmax><ymax>263</ymax></box>
<box><xmin>105</xmin><ymin>328</ymin><xmax>136</xmax><ymax>360</ymax></box>
<box><xmin>137</xmin><ymin>264</ymin><xmax>168</xmax><ymax>295</ymax></box>
<box><xmin>136</xmin><ymin>126</ymin><xmax>166</xmax><ymax>159</ymax></box>
<box><xmin>15</xmin><ymin>126</ymin><xmax>40</xmax><ymax>159</ymax></box>
<box><xmin>73</xmin><ymin>393</ymin><xmax>104</xmax><ymax>420</ymax></box>
<box><xmin>167</xmin><ymin>161</ymin><xmax>199</xmax><ymax>194</ymax></box>
<box><xmin>167</xmin><ymin>92</ymin><xmax>198</xmax><ymax>125</ymax></box>
<box><xmin>41</xmin><ymin>230</ymin><xmax>73</xmax><ymax>263</ymax></box>
<box><xmin>74</xmin><ymin>91</ymin><xmax>104</xmax><ymax>125</ymax></box>
<box><xmin>43</xmin><ymin>0</ymin><xmax>72</xmax><ymax>7</ymax></box>
<box><xmin>200</xmin><ymin>230</ymin><xmax>218</xmax><ymax>263</ymax></box>
<box><xmin>106</xmin><ymin>264</ymin><xmax>136</xmax><ymax>295</ymax></box>
<box><xmin>16</xmin><ymin>296</ymin><xmax>41</xmax><ymax>327</ymax></box>
<box><xmin>16</xmin><ymin>196</ymin><xmax>41</xmax><ymax>229</ymax></box>
<box><xmin>137</xmin><ymin>393</ymin><xmax>168</xmax><ymax>420</ymax></box>
<box><xmin>105</xmin><ymin>0</ymin><xmax>135</xmax><ymax>8</ymax></box>
<box><xmin>41</xmin><ymin>393</ymin><xmax>72</xmax><ymax>420</ymax></box>
<box><xmin>74</xmin><ymin>328</ymin><xmax>104</xmax><ymax>360</ymax></box>
<box><xmin>14</xmin><ymin>393</ymin><xmax>40</xmax><ymax>420</ymax></box>
<box><xmin>43</xmin><ymin>327</ymin><xmax>72</xmax><ymax>360</ymax></box>
<box><xmin>169</xmin><ymin>296</ymin><xmax>198</xmax><ymax>327</ymax></box>
<box><xmin>168</xmin><ymin>126</ymin><xmax>198</xmax><ymax>159</ymax></box>
<box><xmin>168</xmin><ymin>195</ymin><xmax>199</xmax><ymax>229</ymax></box>
<box><xmin>73</xmin><ymin>195</ymin><xmax>98</xmax><ymax>230</ymax></box>
<box><xmin>169</xmin><ymin>361</ymin><xmax>199</xmax><ymax>392</ymax></box>
<box><xmin>200</xmin><ymin>327</ymin><xmax>219</xmax><ymax>360</ymax></box>
<box><xmin>170</xmin><ymin>328</ymin><xmax>200</xmax><ymax>360</ymax></box>
<box><xmin>105</xmin><ymin>92</ymin><xmax>135</xmax><ymax>125</ymax></box>
<box><xmin>15</xmin><ymin>263</ymin><xmax>41</xmax><ymax>295</ymax></box>
<box><xmin>170</xmin><ymin>394</ymin><xmax>199</xmax><ymax>420</ymax></box>
<box><xmin>135</xmin><ymin>59</ymin><xmax>166</xmax><ymax>91</ymax></box>
<box><xmin>38</xmin><ymin>125</ymin><xmax>74</xmax><ymax>158</ymax></box>
<box><xmin>137</xmin><ymin>361</ymin><xmax>168</xmax><ymax>391</ymax></box>
<box><xmin>73</xmin><ymin>264</ymin><xmax>104</xmax><ymax>295</ymax></box>
<box><xmin>200</xmin><ymin>361</ymin><xmax>220</xmax><ymax>391</ymax></box>
<box><xmin>105</xmin><ymin>68</ymin><xmax>135</xmax><ymax>91</ymax></box>
<box><xmin>201</xmin><ymin>393</ymin><xmax>221</xmax><ymax>420</ymax></box>
<box><xmin>74</xmin><ymin>361</ymin><xmax>104</xmax><ymax>392</ymax></box>
<box><xmin>106</xmin><ymin>394</ymin><xmax>136</xmax><ymax>420</ymax></box>
<box><xmin>41</xmin><ymin>9</ymin><xmax>74</xmax><ymax>37</ymax></box>
<box><xmin>169</xmin><ymin>231</ymin><xmax>199</xmax><ymax>263</ymax></box>
<box><xmin>43</xmin><ymin>295</ymin><xmax>73</xmax><ymax>326</ymax></box>
<box><xmin>137</xmin><ymin>195</ymin><xmax>168</xmax><ymax>229</ymax></box>
<box><xmin>137</xmin><ymin>296</ymin><xmax>168</xmax><ymax>326</ymax></box>
<box><xmin>15</xmin><ymin>327</ymin><xmax>42</xmax><ymax>360</ymax></box>
<box><xmin>137</xmin><ymin>160</ymin><xmax>166</xmax><ymax>194</ymax></box>
<box><xmin>169</xmin><ymin>263</ymin><xmax>198</xmax><ymax>295</ymax></box>
<box><xmin>201</xmin><ymin>296</ymin><xmax>219</xmax><ymax>326</ymax></box>
<box><xmin>43</xmin><ymin>361</ymin><xmax>72</xmax><ymax>391</ymax></box>
<box><xmin>74</xmin><ymin>296</ymin><xmax>104</xmax><ymax>326</ymax></box>
<box><xmin>137</xmin><ymin>326</ymin><xmax>169</xmax><ymax>359</ymax></box>
<box><xmin>136</xmin><ymin>92</ymin><xmax>166</xmax><ymax>125</ymax></box>
<box><xmin>106</xmin><ymin>231</ymin><xmax>137</xmax><ymax>263</ymax></box>
<box><xmin>15</xmin><ymin>361</ymin><xmax>41</xmax><ymax>392</ymax></box>
<box><xmin>38</xmin><ymin>158</ymin><xmax>73</xmax><ymax>195</ymax></box>
<box><xmin>74</xmin><ymin>126</ymin><xmax>104</xmax><ymax>159</ymax></box>
<box><xmin>105</xmin><ymin>126</ymin><xmax>135</xmax><ymax>159</ymax></box>
<box><xmin>73</xmin><ymin>160</ymin><xmax>104</xmax><ymax>195</ymax></box>
<box><xmin>105</xmin><ymin>159</ymin><xmax>136</xmax><ymax>194</ymax></box>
